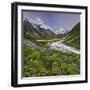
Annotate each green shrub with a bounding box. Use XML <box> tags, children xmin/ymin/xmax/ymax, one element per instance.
<box><xmin>23</xmin><ymin>45</ymin><xmax>80</xmax><ymax>77</ymax></box>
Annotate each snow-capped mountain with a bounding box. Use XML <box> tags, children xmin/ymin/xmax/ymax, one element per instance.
<box><xmin>23</xmin><ymin>18</ymin><xmax>56</xmax><ymax>38</ymax></box>
<box><xmin>56</xmin><ymin>28</ymin><xmax>67</xmax><ymax>34</ymax></box>
<box><xmin>29</xmin><ymin>17</ymin><xmax>53</xmax><ymax>31</ymax></box>
<box><xmin>55</xmin><ymin>27</ymin><xmax>69</xmax><ymax>38</ymax></box>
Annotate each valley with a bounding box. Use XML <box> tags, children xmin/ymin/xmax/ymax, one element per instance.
<box><xmin>22</xmin><ymin>18</ymin><xmax>80</xmax><ymax>77</ymax></box>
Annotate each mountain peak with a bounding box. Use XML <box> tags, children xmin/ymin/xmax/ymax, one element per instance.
<box><xmin>23</xmin><ymin>17</ymin><xmax>56</xmax><ymax>38</ymax></box>
<box><xmin>24</xmin><ymin>17</ymin><xmax>54</xmax><ymax>31</ymax></box>
<box><xmin>56</xmin><ymin>28</ymin><xmax>67</xmax><ymax>34</ymax></box>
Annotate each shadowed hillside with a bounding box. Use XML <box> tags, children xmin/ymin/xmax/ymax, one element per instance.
<box><xmin>63</xmin><ymin>23</ymin><xmax>80</xmax><ymax>49</ymax></box>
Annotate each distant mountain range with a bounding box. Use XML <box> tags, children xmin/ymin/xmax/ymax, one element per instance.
<box><xmin>23</xmin><ymin>18</ymin><xmax>80</xmax><ymax>45</ymax></box>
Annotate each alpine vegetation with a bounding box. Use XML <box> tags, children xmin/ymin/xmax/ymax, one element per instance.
<box><xmin>22</xmin><ymin>11</ymin><xmax>80</xmax><ymax>77</ymax></box>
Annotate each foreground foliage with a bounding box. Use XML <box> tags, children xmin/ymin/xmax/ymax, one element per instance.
<box><xmin>23</xmin><ymin>45</ymin><xmax>80</xmax><ymax>77</ymax></box>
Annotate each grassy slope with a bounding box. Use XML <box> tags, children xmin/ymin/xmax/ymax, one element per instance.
<box><xmin>63</xmin><ymin>23</ymin><xmax>80</xmax><ymax>49</ymax></box>
<box><xmin>24</xmin><ymin>31</ymin><xmax>46</xmax><ymax>47</ymax></box>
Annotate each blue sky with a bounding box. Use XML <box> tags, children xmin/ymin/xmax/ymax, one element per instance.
<box><xmin>22</xmin><ymin>11</ymin><xmax>80</xmax><ymax>33</ymax></box>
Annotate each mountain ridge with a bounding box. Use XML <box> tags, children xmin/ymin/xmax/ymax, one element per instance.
<box><xmin>63</xmin><ymin>23</ymin><xmax>80</xmax><ymax>49</ymax></box>
<box><xmin>23</xmin><ymin>18</ymin><xmax>56</xmax><ymax>39</ymax></box>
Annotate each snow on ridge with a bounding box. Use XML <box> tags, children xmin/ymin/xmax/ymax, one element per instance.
<box><xmin>39</xmin><ymin>23</ymin><xmax>53</xmax><ymax>30</ymax></box>
<box><xmin>28</xmin><ymin>17</ymin><xmax>54</xmax><ymax>31</ymax></box>
<box><xmin>32</xmin><ymin>24</ymin><xmax>38</xmax><ymax>29</ymax></box>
